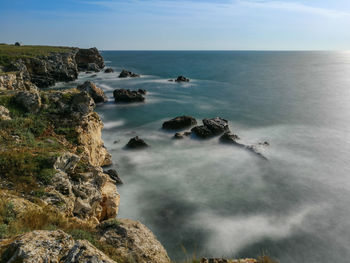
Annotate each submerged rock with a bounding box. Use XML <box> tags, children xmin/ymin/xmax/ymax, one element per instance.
<box><xmin>175</xmin><ymin>76</ymin><xmax>190</xmax><ymax>82</ymax></box>
<box><xmin>118</xmin><ymin>69</ymin><xmax>140</xmax><ymax>78</ymax></box>
<box><xmin>1</xmin><ymin>230</ymin><xmax>115</xmax><ymax>263</ymax></box>
<box><xmin>14</xmin><ymin>90</ymin><xmax>42</xmax><ymax>113</ymax></box>
<box><xmin>113</xmin><ymin>89</ymin><xmax>145</xmax><ymax>103</ymax></box>
<box><xmin>162</xmin><ymin>116</ymin><xmax>197</xmax><ymax>130</ymax></box>
<box><xmin>77</xmin><ymin>81</ymin><xmax>107</xmax><ymax>103</ymax></box>
<box><xmin>98</xmin><ymin>218</ymin><xmax>170</xmax><ymax>263</ymax></box>
<box><xmin>219</xmin><ymin>132</ymin><xmax>240</xmax><ymax>144</ymax></box>
<box><xmin>125</xmin><ymin>136</ymin><xmax>148</xmax><ymax>149</ymax></box>
<box><xmin>105</xmin><ymin>169</ymin><xmax>123</xmax><ymax>185</ymax></box>
<box><xmin>104</xmin><ymin>67</ymin><xmax>114</xmax><ymax>73</ymax></box>
<box><xmin>174</xmin><ymin>131</ymin><xmax>192</xmax><ymax>139</ymax></box>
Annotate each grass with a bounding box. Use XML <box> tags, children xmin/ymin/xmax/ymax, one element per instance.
<box><xmin>0</xmin><ymin>44</ymin><xmax>73</xmax><ymax>68</ymax></box>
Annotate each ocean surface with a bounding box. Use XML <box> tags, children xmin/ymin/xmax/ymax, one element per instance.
<box><xmin>60</xmin><ymin>51</ymin><xmax>350</xmax><ymax>262</ymax></box>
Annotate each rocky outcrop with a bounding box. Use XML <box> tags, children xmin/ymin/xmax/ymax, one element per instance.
<box><xmin>162</xmin><ymin>116</ymin><xmax>197</xmax><ymax>130</ymax></box>
<box><xmin>118</xmin><ymin>69</ymin><xmax>140</xmax><ymax>78</ymax></box>
<box><xmin>1</xmin><ymin>230</ymin><xmax>116</xmax><ymax>263</ymax></box>
<box><xmin>98</xmin><ymin>218</ymin><xmax>170</xmax><ymax>263</ymax></box>
<box><xmin>219</xmin><ymin>132</ymin><xmax>240</xmax><ymax>143</ymax></box>
<box><xmin>14</xmin><ymin>90</ymin><xmax>42</xmax><ymax>113</ymax></box>
<box><xmin>175</xmin><ymin>76</ymin><xmax>190</xmax><ymax>82</ymax></box>
<box><xmin>0</xmin><ymin>105</ymin><xmax>11</xmax><ymax>120</ymax></box>
<box><xmin>0</xmin><ymin>72</ymin><xmax>37</xmax><ymax>91</ymax></box>
<box><xmin>125</xmin><ymin>136</ymin><xmax>149</xmax><ymax>149</ymax></box>
<box><xmin>200</xmin><ymin>258</ymin><xmax>257</xmax><ymax>263</ymax></box>
<box><xmin>75</xmin><ymin>47</ymin><xmax>105</xmax><ymax>72</ymax></box>
<box><xmin>191</xmin><ymin>117</ymin><xmax>229</xmax><ymax>138</ymax></box>
<box><xmin>113</xmin><ymin>89</ymin><xmax>145</xmax><ymax>103</ymax></box>
<box><xmin>77</xmin><ymin>81</ymin><xmax>107</xmax><ymax>103</ymax></box>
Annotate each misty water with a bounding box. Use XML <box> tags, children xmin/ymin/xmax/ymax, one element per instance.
<box><xmin>64</xmin><ymin>51</ymin><xmax>350</xmax><ymax>262</ymax></box>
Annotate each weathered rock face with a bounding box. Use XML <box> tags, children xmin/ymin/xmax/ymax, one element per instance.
<box><xmin>113</xmin><ymin>89</ymin><xmax>145</xmax><ymax>103</ymax></box>
<box><xmin>1</xmin><ymin>230</ymin><xmax>116</xmax><ymax>263</ymax></box>
<box><xmin>14</xmin><ymin>90</ymin><xmax>42</xmax><ymax>113</ymax></box>
<box><xmin>162</xmin><ymin>116</ymin><xmax>197</xmax><ymax>130</ymax></box>
<box><xmin>0</xmin><ymin>105</ymin><xmax>11</xmax><ymax>120</ymax></box>
<box><xmin>125</xmin><ymin>136</ymin><xmax>149</xmax><ymax>149</ymax></box>
<box><xmin>118</xmin><ymin>69</ymin><xmax>140</xmax><ymax>78</ymax></box>
<box><xmin>75</xmin><ymin>47</ymin><xmax>105</xmax><ymax>72</ymax></box>
<box><xmin>23</xmin><ymin>50</ymin><xmax>79</xmax><ymax>88</ymax></box>
<box><xmin>98</xmin><ymin>218</ymin><xmax>170</xmax><ymax>263</ymax></box>
<box><xmin>47</xmin><ymin>159</ymin><xmax>119</xmax><ymax>222</ymax></box>
<box><xmin>77</xmin><ymin>81</ymin><xmax>107</xmax><ymax>103</ymax></box>
<box><xmin>71</xmin><ymin>91</ymin><xmax>96</xmax><ymax>116</ymax></box>
<box><xmin>0</xmin><ymin>72</ymin><xmax>37</xmax><ymax>91</ymax></box>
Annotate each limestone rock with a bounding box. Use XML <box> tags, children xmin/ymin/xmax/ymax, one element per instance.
<box><xmin>14</xmin><ymin>90</ymin><xmax>42</xmax><ymax>113</ymax></box>
<box><xmin>1</xmin><ymin>230</ymin><xmax>116</xmax><ymax>263</ymax></box>
<box><xmin>54</xmin><ymin>152</ymin><xmax>80</xmax><ymax>173</ymax></box>
<box><xmin>113</xmin><ymin>89</ymin><xmax>145</xmax><ymax>103</ymax></box>
<box><xmin>162</xmin><ymin>116</ymin><xmax>197</xmax><ymax>130</ymax></box>
<box><xmin>125</xmin><ymin>136</ymin><xmax>148</xmax><ymax>149</ymax></box>
<box><xmin>98</xmin><ymin>218</ymin><xmax>170</xmax><ymax>263</ymax></box>
<box><xmin>118</xmin><ymin>69</ymin><xmax>140</xmax><ymax>78</ymax></box>
<box><xmin>77</xmin><ymin>81</ymin><xmax>107</xmax><ymax>103</ymax></box>
<box><xmin>104</xmin><ymin>169</ymin><xmax>123</xmax><ymax>185</ymax></box>
<box><xmin>71</xmin><ymin>91</ymin><xmax>95</xmax><ymax>116</ymax></box>
<box><xmin>0</xmin><ymin>105</ymin><xmax>11</xmax><ymax>120</ymax></box>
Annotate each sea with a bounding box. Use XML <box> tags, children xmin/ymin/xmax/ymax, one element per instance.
<box><xmin>58</xmin><ymin>51</ymin><xmax>350</xmax><ymax>263</ymax></box>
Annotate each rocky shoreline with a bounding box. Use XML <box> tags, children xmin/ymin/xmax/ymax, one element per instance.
<box><xmin>0</xmin><ymin>44</ymin><xmax>273</xmax><ymax>263</ymax></box>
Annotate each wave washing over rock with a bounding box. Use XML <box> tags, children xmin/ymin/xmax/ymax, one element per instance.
<box><xmin>0</xmin><ymin>45</ymin><xmax>269</xmax><ymax>263</ymax></box>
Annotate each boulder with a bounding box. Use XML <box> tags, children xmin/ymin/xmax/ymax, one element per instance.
<box><xmin>98</xmin><ymin>218</ymin><xmax>170</xmax><ymax>263</ymax></box>
<box><xmin>1</xmin><ymin>230</ymin><xmax>116</xmax><ymax>263</ymax></box>
<box><xmin>118</xmin><ymin>70</ymin><xmax>140</xmax><ymax>78</ymax></box>
<box><xmin>77</xmin><ymin>81</ymin><xmax>107</xmax><ymax>103</ymax></box>
<box><xmin>175</xmin><ymin>76</ymin><xmax>190</xmax><ymax>82</ymax></box>
<box><xmin>70</xmin><ymin>91</ymin><xmax>95</xmax><ymax>116</ymax></box>
<box><xmin>125</xmin><ymin>136</ymin><xmax>148</xmax><ymax>149</ymax></box>
<box><xmin>14</xmin><ymin>90</ymin><xmax>42</xmax><ymax>113</ymax></box>
<box><xmin>203</xmin><ymin>117</ymin><xmax>229</xmax><ymax>135</ymax></box>
<box><xmin>162</xmin><ymin>116</ymin><xmax>197</xmax><ymax>130</ymax></box>
<box><xmin>0</xmin><ymin>105</ymin><xmax>11</xmax><ymax>120</ymax></box>
<box><xmin>113</xmin><ymin>89</ymin><xmax>145</xmax><ymax>103</ymax></box>
<box><xmin>104</xmin><ymin>67</ymin><xmax>114</xmax><ymax>73</ymax></box>
<box><xmin>105</xmin><ymin>169</ymin><xmax>123</xmax><ymax>185</ymax></box>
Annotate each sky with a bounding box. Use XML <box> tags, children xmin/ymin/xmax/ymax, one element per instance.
<box><xmin>0</xmin><ymin>0</ymin><xmax>350</xmax><ymax>50</ymax></box>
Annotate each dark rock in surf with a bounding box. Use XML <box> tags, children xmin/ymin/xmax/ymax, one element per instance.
<box><xmin>162</xmin><ymin>116</ymin><xmax>197</xmax><ymax>130</ymax></box>
<box><xmin>191</xmin><ymin>125</ymin><xmax>213</xmax><ymax>138</ymax></box>
<box><xmin>105</xmin><ymin>169</ymin><xmax>123</xmax><ymax>185</ymax></box>
<box><xmin>118</xmin><ymin>70</ymin><xmax>140</xmax><ymax>78</ymax></box>
<box><xmin>191</xmin><ymin>117</ymin><xmax>229</xmax><ymax>138</ymax></box>
<box><xmin>125</xmin><ymin>136</ymin><xmax>148</xmax><ymax>149</ymax></box>
<box><xmin>175</xmin><ymin>76</ymin><xmax>190</xmax><ymax>82</ymax></box>
<box><xmin>113</xmin><ymin>89</ymin><xmax>145</xmax><ymax>103</ymax></box>
<box><xmin>174</xmin><ymin>131</ymin><xmax>192</xmax><ymax>139</ymax></box>
<box><xmin>137</xmin><ymin>89</ymin><xmax>147</xmax><ymax>95</ymax></box>
<box><xmin>75</xmin><ymin>47</ymin><xmax>105</xmax><ymax>71</ymax></box>
<box><xmin>219</xmin><ymin>132</ymin><xmax>240</xmax><ymax>144</ymax></box>
<box><xmin>104</xmin><ymin>68</ymin><xmax>114</xmax><ymax>73</ymax></box>
<box><xmin>77</xmin><ymin>81</ymin><xmax>107</xmax><ymax>103</ymax></box>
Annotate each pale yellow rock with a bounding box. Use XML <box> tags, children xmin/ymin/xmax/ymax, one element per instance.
<box><xmin>99</xmin><ymin>175</ymin><xmax>120</xmax><ymax>221</ymax></box>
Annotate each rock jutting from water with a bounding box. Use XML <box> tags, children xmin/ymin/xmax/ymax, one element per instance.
<box><xmin>191</xmin><ymin>117</ymin><xmax>229</xmax><ymax>138</ymax></box>
<box><xmin>118</xmin><ymin>69</ymin><xmax>140</xmax><ymax>78</ymax></box>
<box><xmin>105</xmin><ymin>169</ymin><xmax>123</xmax><ymax>185</ymax></box>
<box><xmin>104</xmin><ymin>67</ymin><xmax>114</xmax><ymax>73</ymax></box>
<box><xmin>162</xmin><ymin>115</ymin><xmax>197</xmax><ymax>130</ymax></box>
<box><xmin>125</xmin><ymin>136</ymin><xmax>149</xmax><ymax>149</ymax></box>
<box><xmin>175</xmin><ymin>75</ymin><xmax>190</xmax><ymax>82</ymax></box>
<box><xmin>113</xmin><ymin>88</ymin><xmax>145</xmax><ymax>103</ymax></box>
<box><xmin>77</xmin><ymin>81</ymin><xmax>108</xmax><ymax>103</ymax></box>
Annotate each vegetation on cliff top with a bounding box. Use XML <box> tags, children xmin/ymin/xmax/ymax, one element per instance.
<box><xmin>0</xmin><ymin>44</ymin><xmax>74</xmax><ymax>68</ymax></box>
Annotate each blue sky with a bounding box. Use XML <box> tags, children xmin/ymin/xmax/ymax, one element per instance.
<box><xmin>0</xmin><ymin>0</ymin><xmax>349</xmax><ymax>50</ymax></box>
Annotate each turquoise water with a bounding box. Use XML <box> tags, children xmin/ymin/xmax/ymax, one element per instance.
<box><xmin>73</xmin><ymin>51</ymin><xmax>350</xmax><ymax>262</ymax></box>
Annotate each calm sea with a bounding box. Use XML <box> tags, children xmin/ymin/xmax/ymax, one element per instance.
<box><xmin>63</xmin><ymin>51</ymin><xmax>350</xmax><ymax>262</ymax></box>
